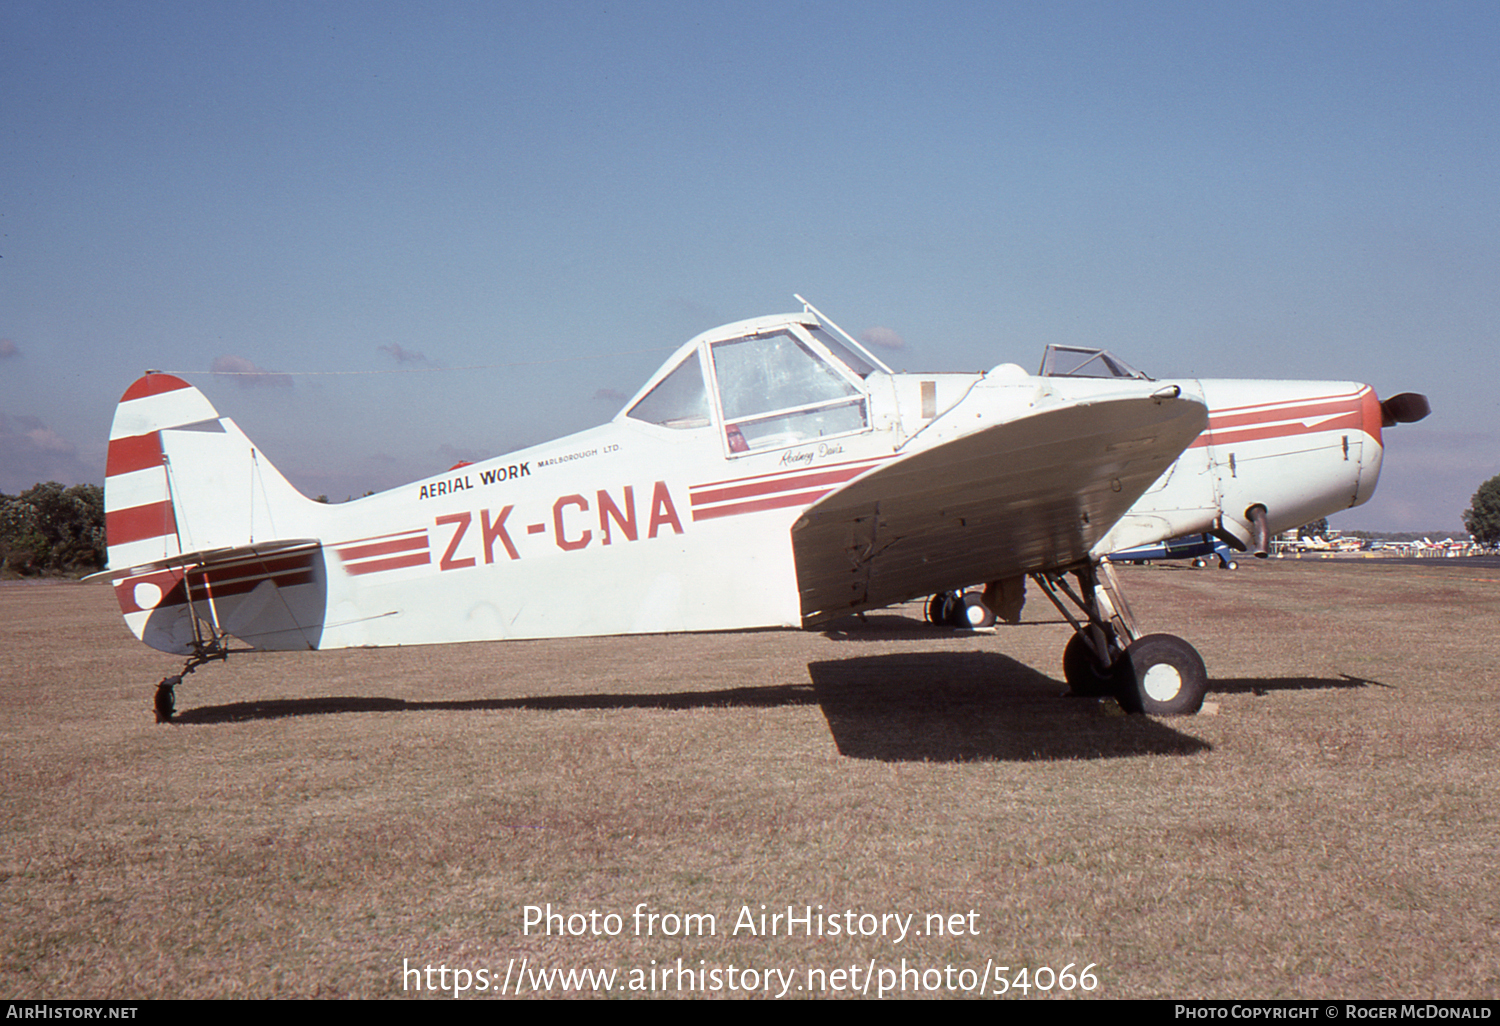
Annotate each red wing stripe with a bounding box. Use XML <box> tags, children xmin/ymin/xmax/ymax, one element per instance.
<box><xmin>106</xmin><ymin>501</ymin><xmax>177</xmax><ymax>546</ymax></box>
<box><xmin>106</xmin><ymin>432</ymin><xmax>163</xmax><ymax>478</ymax></box>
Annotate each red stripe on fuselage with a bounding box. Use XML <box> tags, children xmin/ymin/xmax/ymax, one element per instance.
<box><xmin>335</xmin><ymin>533</ymin><xmax>429</xmax><ymax>562</ymax></box>
<box><xmin>1188</xmin><ymin>390</ymin><xmax>1371</xmax><ymax>450</ymax></box>
<box><xmin>334</xmin><ymin>530</ymin><xmax>431</xmax><ymax>576</ymax></box>
<box><xmin>688</xmin><ymin>457</ymin><xmax>886</xmax><ymax>521</ymax></box>
<box><xmin>691</xmin><ymin>488</ymin><xmax>839</xmax><ymax>522</ymax></box>
<box><xmin>343</xmin><ymin>551</ymin><xmax>431</xmax><ymax>576</ymax></box>
<box><xmin>690</xmin><ymin>465</ymin><xmax>871</xmax><ymax>508</ymax></box>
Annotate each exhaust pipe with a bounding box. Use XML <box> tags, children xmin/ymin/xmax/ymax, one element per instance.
<box><xmin>1246</xmin><ymin>504</ymin><xmax>1270</xmax><ymax>558</ymax></box>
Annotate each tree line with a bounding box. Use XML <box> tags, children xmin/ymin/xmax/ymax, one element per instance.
<box><xmin>0</xmin><ymin>482</ymin><xmax>105</xmax><ymax>576</ymax></box>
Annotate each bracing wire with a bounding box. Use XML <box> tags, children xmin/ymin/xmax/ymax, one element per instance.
<box><xmin>159</xmin><ymin>346</ymin><xmax>677</xmax><ymax>378</ymax></box>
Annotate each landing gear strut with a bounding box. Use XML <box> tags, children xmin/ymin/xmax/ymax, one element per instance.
<box><xmin>1034</xmin><ymin>560</ymin><xmax>1207</xmax><ymax>715</ymax></box>
<box><xmin>150</xmin><ymin>564</ymin><xmax>235</xmax><ymax>723</ymax></box>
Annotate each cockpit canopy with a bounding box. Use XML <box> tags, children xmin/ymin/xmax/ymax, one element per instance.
<box><xmin>1039</xmin><ymin>344</ymin><xmax>1150</xmax><ymax>381</ymax></box>
<box><xmin>625</xmin><ymin>311</ymin><xmax>887</xmax><ymax>456</ymax></box>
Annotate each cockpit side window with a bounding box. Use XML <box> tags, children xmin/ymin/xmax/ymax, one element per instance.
<box><xmin>626</xmin><ymin>352</ymin><xmax>711</xmax><ymax>429</ymax></box>
<box><xmin>709</xmin><ymin>331</ymin><xmax>869</xmax><ymax>454</ymax></box>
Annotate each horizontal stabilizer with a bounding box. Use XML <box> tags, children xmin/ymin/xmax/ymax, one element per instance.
<box><xmin>104</xmin><ymin>538</ymin><xmax>322</xmax><ymax>578</ymax></box>
<box><xmin>109</xmin><ymin>540</ymin><xmax>328</xmax><ymax>655</ymax></box>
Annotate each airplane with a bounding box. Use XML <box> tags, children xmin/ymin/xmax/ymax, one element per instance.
<box><xmin>1109</xmin><ymin>532</ymin><xmax>1239</xmax><ymax>569</ymax></box>
<box><xmin>100</xmin><ymin>298</ymin><xmax>1430</xmax><ymax>722</ymax></box>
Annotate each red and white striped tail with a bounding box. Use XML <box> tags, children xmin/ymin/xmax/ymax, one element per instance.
<box><xmin>104</xmin><ymin>373</ymin><xmax>329</xmax><ymax>654</ymax></box>
<box><xmin>105</xmin><ymin>374</ymin><xmax>221</xmax><ymax>571</ymax></box>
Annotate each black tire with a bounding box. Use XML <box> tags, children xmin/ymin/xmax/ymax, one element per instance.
<box><xmin>154</xmin><ymin>679</ymin><xmax>177</xmax><ymax>724</ymax></box>
<box><xmin>1118</xmin><ymin>634</ymin><xmax>1207</xmax><ymax>715</ymax></box>
<box><xmin>955</xmin><ymin>592</ymin><xmax>996</xmax><ymax>629</ymax></box>
<box><xmin>1062</xmin><ymin>632</ymin><xmax>1127</xmax><ymax>697</ymax></box>
<box><xmin>926</xmin><ymin>592</ymin><xmax>956</xmax><ymax>624</ymax></box>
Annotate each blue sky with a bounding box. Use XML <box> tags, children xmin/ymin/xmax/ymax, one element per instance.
<box><xmin>3</xmin><ymin>0</ymin><xmax>1495</xmax><ymax>530</ymax></box>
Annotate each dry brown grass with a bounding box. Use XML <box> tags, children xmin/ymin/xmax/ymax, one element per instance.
<box><xmin>2</xmin><ymin>560</ymin><xmax>1498</xmax><ymax>999</ymax></box>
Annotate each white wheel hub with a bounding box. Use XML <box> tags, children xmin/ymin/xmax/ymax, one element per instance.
<box><xmin>1143</xmin><ymin>662</ymin><xmax>1183</xmax><ymax>702</ymax></box>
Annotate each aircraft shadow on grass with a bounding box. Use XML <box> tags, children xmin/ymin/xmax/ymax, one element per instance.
<box><xmin>1210</xmin><ymin>672</ymin><xmax>1393</xmax><ymax>696</ymax></box>
<box><xmin>172</xmin><ymin>652</ymin><xmax>1387</xmax><ymax>761</ymax></box>
<box><xmin>170</xmin><ymin>650</ymin><xmax>1398</xmax><ymax>761</ymax></box>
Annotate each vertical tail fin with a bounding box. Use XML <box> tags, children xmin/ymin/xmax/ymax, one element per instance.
<box><xmin>105</xmin><ymin>374</ymin><xmax>217</xmax><ymax>571</ymax></box>
<box><xmin>105</xmin><ymin>373</ymin><xmax>320</xmax><ymax>569</ymax></box>
<box><xmin>105</xmin><ymin>373</ymin><xmax>328</xmax><ymax>653</ymax></box>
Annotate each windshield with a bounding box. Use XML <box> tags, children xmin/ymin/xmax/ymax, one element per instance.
<box><xmin>1039</xmin><ymin>345</ymin><xmax>1150</xmax><ymax>380</ymax></box>
<box><xmin>625</xmin><ymin>352</ymin><xmax>710</xmax><ymax>428</ymax></box>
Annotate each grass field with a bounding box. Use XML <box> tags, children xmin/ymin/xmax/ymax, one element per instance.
<box><xmin>2</xmin><ymin>559</ymin><xmax>1497</xmax><ymax>999</ymax></box>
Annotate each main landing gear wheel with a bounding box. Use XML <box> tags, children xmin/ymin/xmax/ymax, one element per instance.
<box><xmin>1035</xmin><ymin>560</ymin><xmax>1209</xmax><ymax>715</ymax></box>
<box><xmin>1062</xmin><ymin>632</ymin><xmax>1129</xmax><ymax>697</ymax></box>
<box><xmin>1118</xmin><ymin>634</ymin><xmax>1207</xmax><ymax>716</ymax></box>
<box><xmin>926</xmin><ymin>591</ymin><xmax>958</xmax><ymax>625</ymax></box>
<box><xmin>954</xmin><ymin>592</ymin><xmax>996</xmax><ymax>629</ymax></box>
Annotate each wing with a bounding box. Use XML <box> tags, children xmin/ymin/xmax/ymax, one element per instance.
<box><xmin>791</xmin><ymin>393</ymin><xmax>1207</xmax><ymax>624</ymax></box>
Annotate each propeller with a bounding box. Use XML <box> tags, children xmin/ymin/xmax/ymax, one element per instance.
<box><xmin>1380</xmin><ymin>392</ymin><xmax>1431</xmax><ymax>428</ymax></box>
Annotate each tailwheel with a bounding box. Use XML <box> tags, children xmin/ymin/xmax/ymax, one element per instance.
<box><xmin>154</xmin><ymin>675</ymin><xmax>180</xmax><ymax>724</ymax></box>
<box><xmin>150</xmin><ymin>639</ymin><xmax>230</xmax><ymax>723</ymax></box>
<box><xmin>1118</xmin><ymin>634</ymin><xmax>1207</xmax><ymax>716</ymax></box>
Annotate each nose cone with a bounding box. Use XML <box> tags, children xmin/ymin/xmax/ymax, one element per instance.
<box><xmin>1354</xmin><ymin>388</ymin><xmax>1428</xmax><ymax>510</ymax></box>
<box><xmin>1354</xmin><ymin>415</ymin><xmax>1385</xmax><ymax>508</ymax></box>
